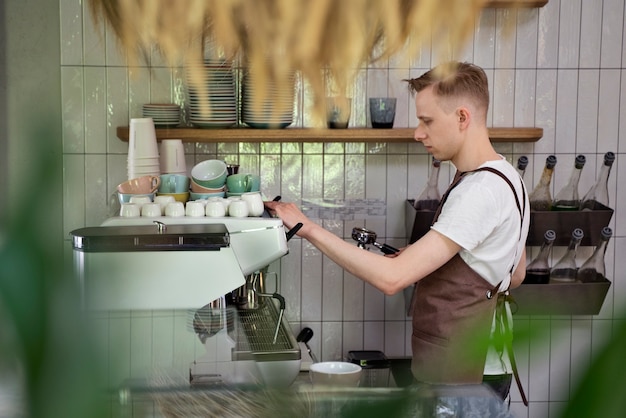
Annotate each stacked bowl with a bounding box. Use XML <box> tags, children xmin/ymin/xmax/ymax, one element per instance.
<box><xmin>127</xmin><ymin>118</ymin><xmax>160</xmax><ymax>179</ymax></box>
<box><xmin>190</xmin><ymin>159</ymin><xmax>228</xmax><ymax>200</ymax></box>
<box><xmin>186</xmin><ymin>59</ymin><xmax>237</xmax><ymax>128</ymax></box>
<box><xmin>142</xmin><ymin>103</ymin><xmax>181</xmax><ymax>128</ymax></box>
<box><xmin>241</xmin><ymin>69</ymin><xmax>295</xmax><ymax>129</ymax></box>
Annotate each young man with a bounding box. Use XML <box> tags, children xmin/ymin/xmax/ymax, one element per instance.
<box><xmin>265</xmin><ymin>62</ymin><xmax>529</xmax><ymax>400</ymax></box>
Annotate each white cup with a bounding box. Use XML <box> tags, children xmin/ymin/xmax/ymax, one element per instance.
<box><xmin>228</xmin><ymin>199</ymin><xmax>249</xmax><ymax>218</ymax></box>
<box><xmin>205</xmin><ymin>200</ymin><xmax>226</xmax><ymax>217</ymax></box>
<box><xmin>141</xmin><ymin>202</ymin><xmax>162</xmax><ymax>218</ymax></box>
<box><xmin>164</xmin><ymin>201</ymin><xmax>185</xmax><ymax>217</ymax></box>
<box><xmin>154</xmin><ymin>195</ymin><xmax>176</xmax><ymax>214</ymax></box>
<box><xmin>159</xmin><ymin>139</ymin><xmax>186</xmax><ymax>174</ymax></box>
<box><xmin>185</xmin><ymin>201</ymin><xmax>205</xmax><ymax>217</ymax></box>
<box><xmin>128</xmin><ymin>118</ymin><xmax>159</xmax><ymax>159</ymax></box>
<box><xmin>241</xmin><ymin>192</ymin><xmax>264</xmax><ymax>217</ymax></box>
<box><xmin>120</xmin><ymin>203</ymin><xmax>141</xmax><ymax>217</ymax></box>
<box><xmin>129</xmin><ymin>195</ymin><xmax>152</xmax><ymax>206</ymax></box>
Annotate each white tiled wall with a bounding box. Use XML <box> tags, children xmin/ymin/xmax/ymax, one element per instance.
<box><xmin>61</xmin><ymin>1</ymin><xmax>626</xmax><ymax>417</ymax></box>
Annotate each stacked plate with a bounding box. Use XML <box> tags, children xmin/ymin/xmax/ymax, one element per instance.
<box><xmin>142</xmin><ymin>104</ymin><xmax>181</xmax><ymax>128</ymax></box>
<box><xmin>186</xmin><ymin>59</ymin><xmax>237</xmax><ymax>128</ymax></box>
<box><xmin>241</xmin><ymin>70</ymin><xmax>295</xmax><ymax>129</ymax></box>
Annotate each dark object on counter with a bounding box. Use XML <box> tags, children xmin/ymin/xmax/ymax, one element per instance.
<box><xmin>296</xmin><ymin>327</ymin><xmax>318</xmax><ymax>363</ymax></box>
<box><xmin>347</xmin><ymin>350</ymin><xmax>391</xmax><ymax>387</ymax></box>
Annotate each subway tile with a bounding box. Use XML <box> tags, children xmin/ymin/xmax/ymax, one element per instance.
<box><xmin>614</xmin><ymin>238</ymin><xmax>626</xmax><ymax>318</ymax></box>
<box><xmin>322</xmin><ymin>258</ymin><xmax>344</xmax><ymax>322</ymax></box>
<box><xmin>342</xmin><ymin>321</ymin><xmax>364</xmax><ymax>352</ymax></box>
<box><xmin>516</xmin><ymin>9</ymin><xmax>539</xmax><ymax>68</ymax></box>
<box><xmin>364</xmin><ymin>283</ymin><xmax>385</xmax><ymax>321</ymax></box>
<box><xmin>106</xmin><ymin>67</ymin><xmax>130</xmax><ymax>154</ymax></box>
<box><xmin>535</xmin><ymin>69</ymin><xmax>557</xmax><ymax>154</ymax></box>
<box><xmin>301</xmin><ymin>240</ymin><xmax>323</xmax><ymax>322</ymax></box>
<box><xmin>570</xmin><ymin>319</ymin><xmax>593</xmax><ymax>395</ymax></box>
<box><xmin>474</xmin><ymin>9</ymin><xmax>496</xmax><ymax>69</ymax></box>
<box><xmin>85</xmin><ymin>154</ymin><xmax>108</xmax><ymax>226</ymax></box>
<box><xmin>60</xmin><ymin>0</ymin><xmax>83</xmax><ymax>66</ymax></box>
<box><xmin>576</xmin><ymin>69</ymin><xmax>600</xmax><ymax>154</ymax></box>
<box><xmin>129</xmin><ymin>315</ymin><xmax>153</xmax><ymax>378</ymax></box>
<box><xmin>343</xmin><ymin>272</ymin><xmax>364</xmax><ymax>321</ymax></box>
<box><xmin>528</xmin><ymin>319</ymin><xmax>550</xmax><ymax>402</ymax></box>
<box><xmin>579</xmin><ymin>0</ymin><xmax>603</xmax><ymax>68</ymax></box>
<box><xmin>537</xmin><ymin>0</ymin><xmax>560</xmax><ymax>68</ymax></box>
<box><xmin>597</xmin><ymin>69</ymin><xmax>621</xmax><ymax>153</ymax></box>
<box><xmin>495</xmin><ymin>9</ymin><xmax>518</xmax><ymax>68</ymax></box>
<box><xmin>493</xmin><ymin>69</ymin><xmax>515</xmax><ymax>127</ymax></box>
<box><xmin>128</xmin><ymin>67</ymin><xmax>151</xmax><ymax>119</ymax></box>
<box><xmin>386</xmin><ymin>154</ymin><xmax>408</xmax><ymax>237</ymax></box>
<box><xmin>384</xmin><ymin>321</ymin><xmax>407</xmax><ymax>357</ymax></box>
<box><xmin>514</xmin><ymin>69</ymin><xmax>537</xmax><ymax>127</ymax></box>
<box><xmin>105</xmin><ymin>24</ymin><xmax>127</xmax><ymax>66</ymax></box>
<box><xmin>84</xmin><ymin>67</ymin><xmax>107</xmax><ymax>154</ymax></box>
<box><xmin>150</xmin><ymin>67</ymin><xmax>174</xmax><ymax>103</ymax></box>
<box><xmin>61</xmin><ymin>66</ymin><xmax>85</xmax><ymax>153</ymax></box>
<box><xmin>363</xmin><ymin>321</ymin><xmax>385</xmax><ymax>352</ymax></box>
<box><xmin>558</xmin><ymin>0</ymin><xmax>582</xmax><ymax>68</ymax></box>
<box><xmin>601</xmin><ymin>0</ymin><xmax>625</xmax><ymax>68</ymax></box>
<box><xmin>554</xmin><ymin>69</ymin><xmax>579</xmax><ymax>153</ymax></box>
<box><xmin>63</xmin><ymin>154</ymin><xmax>86</xmax><ymax>235</ymax></box>
<box><xmin>82</xmin><ymin>1</ymin><xmax>105</xmax><ymax>66</ymax></box>
<box><xmin>320</xmin><ymin>321</ymin><xmax>343</xmax><ymax>361</ymax></box>
<box><xmin>390</xmin><ymin>69</ymin><xmax>410</xmax><ymax>128</ymax></box>
<box><xmin>549</xmin><ymin>319</ymin><xmax>573</xmax><ymax>401</ymax></box>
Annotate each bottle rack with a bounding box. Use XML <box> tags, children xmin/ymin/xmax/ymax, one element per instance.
<box><xmin>405</xmin><ymin>201</ymin><xmax>614</xmax><ymax>316</ymax></box>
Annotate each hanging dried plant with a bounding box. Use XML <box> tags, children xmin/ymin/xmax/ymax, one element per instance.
<box><xmin>89</xmin><ymin>0</ymin><xmax>493</xmax><ymax>120</ymax></box>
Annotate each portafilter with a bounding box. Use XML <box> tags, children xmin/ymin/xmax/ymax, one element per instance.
<box><xmin>351</xmin><ymin>227</ymin><xmax>399</xmax><ymax>255</ymax></box>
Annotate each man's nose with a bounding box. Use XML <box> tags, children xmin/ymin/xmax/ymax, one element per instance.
<box><xmin>414</xmin><ymin>126</ymin><xmax>425</xmax><ymax>142</ymax></box>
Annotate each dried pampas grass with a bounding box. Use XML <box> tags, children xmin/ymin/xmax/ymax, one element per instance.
<box><xmin>89</xmin><ymin>0</ymin><xmax>491</xmax><ymax>119</ymax></box>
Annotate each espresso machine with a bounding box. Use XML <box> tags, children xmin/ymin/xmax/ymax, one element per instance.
<box><xmin>70</xmin><ymin>216</ymin><xmax>302</xmax><ymax>387</ymax></box>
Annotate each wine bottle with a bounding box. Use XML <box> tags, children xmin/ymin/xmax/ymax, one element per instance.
<box><xmin>577</xmin><ymin>227</ymin><xmax>612</xmax><ymax>283</ymax></box>
<box><xmin>516</xmin><ymin>156</ymin><xmax>529</xmax><ymax>179</ymax></box>
<box><xmin>550</xmin><ymin>228</ymin><xmax>584</xmax><ymax>283</ymax></box>
<box><xmin>552</xmin><ymin>154</ymin><xmax>586</xmax><ymax>211</ymax></box>
<box><xmin>413</xmin><ymin>157</ymin><xmax>441</xmax><ymax>211</ymax></box>
<box><xmin>524</xmin><ymin>229</ymin><xmax>556</xmax><ymax>284</ymax></box>
<box><xmin>580</xmin><ymin>152</ymin><xmax>615</xmax><ymax>211</ymax></box>
<box><xmin>528</xmin><ymin>155</ymin><xmax>557</xmax><ymax>211</ymax></box>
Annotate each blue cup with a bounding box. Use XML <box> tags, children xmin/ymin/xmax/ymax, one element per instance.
<box><xmin>159</xmin><ymin>174</ymin><xmax>190</xmax><ymax>193</ymax></box>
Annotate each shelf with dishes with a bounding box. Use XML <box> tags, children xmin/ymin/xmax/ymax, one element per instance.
<box><xmin>405</xmin><ymin>202</ymin><xmax>613</xmax><ymax>316</ymax></box>
<box><xmin>116</xmin><ymin>126</ymin><xmax>543</xmax><ymax>144</ymax></box>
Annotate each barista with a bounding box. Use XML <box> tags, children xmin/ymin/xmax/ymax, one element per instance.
<box><xmin>265</xmin><ymin>61</ymin><xmax>529</xmax><ymax>400</ymax></box>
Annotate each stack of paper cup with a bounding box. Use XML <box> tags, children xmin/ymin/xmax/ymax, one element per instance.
<box><xmin>128</xmin><ymin>117</ymin><xmax>160</xmax><ymax>179</ymax></box>
<box><xmin>159</xmin><ymin>139</ymin><xmax>187</xmax><ymax>175</ymax></box>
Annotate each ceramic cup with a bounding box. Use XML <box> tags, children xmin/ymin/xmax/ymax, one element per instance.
<box><xmin>141</xmin><ymin>202</ymin><xmax>162</xmax><ymax>218</ymax></box>
<box><xmin>205</xmin><ymin>200</ymin><xmax>226</xmax><ymax>217</ymax></box>
<box><xmin>159</xmin><ymin>173</ymin><xmax>190</xmax><ymax>194</ymax></box>
<box><xmin>326</xmin><ymin>97</ymin><xmax>352</xmax><ymax>129</ymax></box>
<box><xmin>228</xmin><ymin>199</ymin><xmax>249</xmax><ymax>218</ymax></box>
<box><xmin>369</xmin><ymin>97</ymin><xmax>396</xmax><ymax>129</ymax></box>
<box><xmin>154</xmin><ymin>195</ymin><xmax>176</xmax><ymax>214</ymax></box>
<box><xmin>119</xmin><ymin>203</ymin><xmax>141</xmax><ymax>217</ymax></box>
<box><xmin>117</xmin><ymin>192</ymin><xmax>155</xmax><ymax>205</ymax></box>
<box><xmin>164</xmin><ymin>201</ymin><xmax>185</xmax><ymax>217</ymax></box>
<box><xmin>159</xmin><ymin>139</ymin><xmax>186</xmax><ymax>174</ymax></box>
<box><xmin>241</xmin><ymin>192</ymin><xmax>264</xmax><ymax>217</ymax></box>
<box><xmin>117</xmin><ymin>175</ymin><xmax>161</xmax><ymax>194</ymax></box>
<box><xmin>129</xmin><ymin>195</ymin><xmax>152</xmax><ymax>206</ymax></box>
<box><xmin>128</xmin><ymin>118</ymin><xmax>159</xmax><ymax>159</ymax></box>
<box><xmin>226</xmin><ymin>173</ymin><xmax>261</xmax><ymax>194</ymax></box>
<box><xmin>185</xmin><ymin>200</ymin><xmax>205</xmax><ymax>217</ymax></box>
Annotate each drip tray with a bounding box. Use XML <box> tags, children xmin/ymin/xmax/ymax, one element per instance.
<box><xmin>231</xmin><ymin>301</ymin><xmax>300</xmax><ymax>362</ymax></box>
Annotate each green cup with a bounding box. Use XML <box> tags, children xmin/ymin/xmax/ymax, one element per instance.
<box><xmin>227</xmin><ymin>173</ymin><xmax>261</xmax><ymax>193</ymax></box>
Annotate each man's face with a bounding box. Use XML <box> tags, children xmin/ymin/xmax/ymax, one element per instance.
<box><xmin>413</xmin><ymin>86</ymin><xmax>460</xmax><ymax>161</ymax></box>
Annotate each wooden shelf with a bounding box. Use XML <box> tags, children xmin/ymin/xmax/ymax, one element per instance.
<box><xmin>484</xmin><ymin>0</ymin><xmax>549</xmax><ymax>7</ymax></box>
<box><xmin>116</xmin><ymin>127</ymin><xmax>543</xmax><ymax>144</ymax></box>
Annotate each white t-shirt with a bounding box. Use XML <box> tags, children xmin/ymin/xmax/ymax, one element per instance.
<box><xmin>430</xmin><ymin>157</ymin><xmax>530</xmax><ymax>375</ymax></box>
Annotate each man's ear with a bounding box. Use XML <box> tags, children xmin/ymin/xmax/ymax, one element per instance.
<box><xmin>457</xmin><ymin>107</ymin><xmax>470</xmax><ymax>129</ymax></box>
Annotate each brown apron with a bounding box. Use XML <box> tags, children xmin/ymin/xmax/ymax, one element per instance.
<box><xmin>410</xmin><ymin>167</ymin><xmax>525</xmax><ymax>389</ymax></box>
